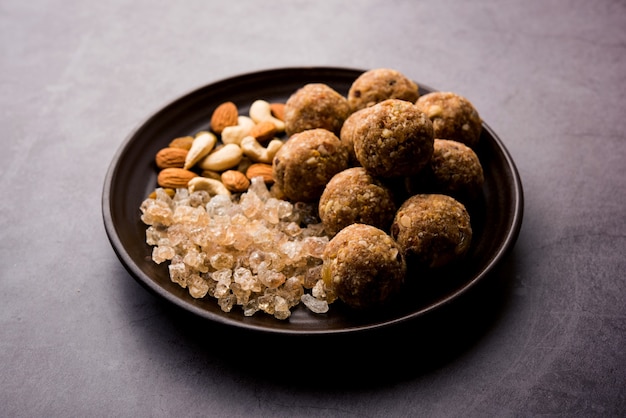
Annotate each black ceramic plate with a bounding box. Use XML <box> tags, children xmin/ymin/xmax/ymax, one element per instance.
<box><xmin>102</xmin><ymin>67</ymin><xmax>523</xmax><ymax>335</ymax></box>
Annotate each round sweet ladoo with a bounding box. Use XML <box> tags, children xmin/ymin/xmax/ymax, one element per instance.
<box><xmin>352</xmin><ymin>99</ymin><xmax>434</xmax><ymax>178</ymax></box>
<box><xmin>415</xmin><ymin>91</ymin><xmax>482</xmax><ymax>148</ymax></box>
<box><xmin>319</xmin><ymin>167</ymin><xmax>397</xmax><ymax>236</ymax></box>
<box><xmin>272</xmin><ymin>128</ymin><xmax>349</xmax><ymax>203</ymax></box>
<box><xmin>408</xmin><ymin>139</ymin><xmax>485</xmax><ymax>202</ymax></box>
<box><xmin>391</xmin><ymin>194</ymin><xmax>472</xmax><ymax>269</ymax></box>
<box><xmin>347</xmin><ymin>68</ymin><xmax>419</xmax><ymax>112</ymax></box>
<box><xmin>321</xmin><ymin>223</ymin><xmax>406</xmax><ymax>310</ymax></box>
<box><xmin>283</xmin><ymin>83</ymin><xmax>352</xmax><ymax>137</ymax></box>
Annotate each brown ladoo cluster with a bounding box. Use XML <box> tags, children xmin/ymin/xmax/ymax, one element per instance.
<box><xmin>276</xmin><ymin>68</ymin><xmax>485</xmax><ymax>310</ymax></box>
<box><xmin>142</xmin><ymin>67</ymin><xmax>487</xmax><ymax>319</ymax></box>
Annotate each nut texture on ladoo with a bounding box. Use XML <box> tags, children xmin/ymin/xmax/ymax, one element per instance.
<box><xmin>284</xmin><ymin>83</ymin><xmax>352</xmax><ymax>137</ymax></box>
<box><xmin>272</xmin><ymin>128</ymin><xmax>349</xmax><ymax>202</ymax></box>
<box><xmin>408</xmin><ymin>139</ymin><xmax>484</xmax><ymax>202</ymax></box>
<box><xmin>348</xmin><ymin>68</ymin><xmax>419</xmax><ymax>112</ymax></box>
<box><xmin>416</xmin><ymin>91</ymin><xmax>482</xmax><ymax>148</ymax></box>
<box><xmin>322</xmin><ymin>223</ymin><xmax>406</xmax><ymax>310</ymax></box>
<box><xmin>391</xmin><ymin>194</ymin><xmax>472</xmax><ymax>269</ymax></box>
<box><xmin>352</xmin><ymin>99</ymin><xmax>434</xmax><ymax>178</ymax></box>
<box><xmin>319</xmin><ymin>167</ymin><xmax>396</xmax><ymax>236</ymax></box>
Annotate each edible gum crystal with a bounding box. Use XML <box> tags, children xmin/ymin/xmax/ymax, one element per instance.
<box><xmin>140</xmin><ymin>177</ymin><xmax>331</xmax><ymax>320</ymax></box>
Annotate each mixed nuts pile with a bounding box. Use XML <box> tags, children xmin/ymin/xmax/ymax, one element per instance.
<box><xmin>152</xmin><ymin>99</ymin><xmax>286</xmax><ymax>197</ymax></box>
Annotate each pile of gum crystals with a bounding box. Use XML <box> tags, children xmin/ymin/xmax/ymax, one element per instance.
<box><xmin>139</xmin><ymin>177</ymin><xmax>334</xmax><ymax>320</ymax></box>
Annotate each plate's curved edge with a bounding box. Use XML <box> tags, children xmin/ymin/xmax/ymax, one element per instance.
<box><xmin>429</xmin><ymin>121</ymin><xmax>524</xmax><ymax>305</ymax></box>
<box><xmin>481</xmin><ymin>121</ymin><xmax>525</xmax><ymax>252</ymax></box>
<box><xmin>102</xmin><ymin>67</ymin><xmax>524</xmax><ymax>336</ymax></box>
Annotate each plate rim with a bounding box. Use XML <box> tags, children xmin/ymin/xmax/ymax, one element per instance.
<box><xmin>102</xmin><ymin>66</ymin><xmax>524</xmax><ymax>336</ymax></box>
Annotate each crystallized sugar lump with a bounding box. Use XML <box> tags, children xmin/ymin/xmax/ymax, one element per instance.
<box><xmin>140</xmin><ymin>178</ymin><xmax>331</xmax><ymax>320</ymax></box>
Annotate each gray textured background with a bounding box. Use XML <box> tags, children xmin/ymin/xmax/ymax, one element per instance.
<box><xmin>2</xmin><ymin>0</ymin><xmax>625</xmax><ymax>416</ymax></box>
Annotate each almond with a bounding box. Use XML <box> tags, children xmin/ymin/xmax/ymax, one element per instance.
<box><xmin>221</xmin><ymin>170</ymin><xmax>251</xmax><ymax>193</ymax></box>
<box><xmin>270</xmin><ymin>103</ymin><xmax>286</xmax><ymax>121</ymax></box>
<box><xmin>210</xmin><ymin>101</ymin><xmax>238</xmax><ymax>134</ymax></box>
<box><xmin>246</xmin><ymin>163</ymin><xmax>274</xmax><ymax>184</ymax></box>
<box><xmin>248</xmin><ymin>120</ymin><xmax>277</xmax><ymax>143</ymax></box>
<box><xmin>168</xmin><ymin>136</ymin><xmax>194</xmax><ymax>150</ymax></box>
<box><xmin>157</xmin><ymin>168</ymin><xmax>198</xmax><ymax>188</ymax></box>
<box><xmin>155</xmin><ymin>147</ymin><xmax>188</xmax><ymax>169</ymax></box>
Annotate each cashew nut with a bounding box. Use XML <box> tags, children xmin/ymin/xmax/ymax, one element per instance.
<box><xmin>187</xmin><ymin>177</ymin><xmax>231</xmax><ymax>197</ymax></box>
<box><xmin>240</xmin><ymin>136</ymin><xmax>283</xmax><ymax>164</ymax></box>
<box><xmin>249</xmin><ymin>100</ymin><xmax>285</xmax><ymax>132</ymax></box>
<box><xmin>221</xmin><ymin>116</ymin><xmax>255</xmax><ymax>145</ymax></box>
<box><xmin>197</xmin><ymin>143</ymin><xmax>243</xmax><ymax>171</ymax></box>
<box><xmin>184</xmin><ymin>131</ymin><xmax>217</xmax><ymax>169</ymax></box>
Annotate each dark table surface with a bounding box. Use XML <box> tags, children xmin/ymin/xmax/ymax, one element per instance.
<box><xmin>2</xmin><ymin>1</ymin><xmax>625</xmax><ymax>416</ymax></box>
